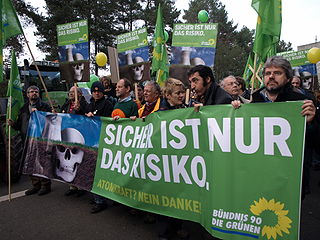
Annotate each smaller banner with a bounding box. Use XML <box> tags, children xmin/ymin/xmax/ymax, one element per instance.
<box><xmin>117</xmin><ymin>28</ymin><xmax>150</xmax><ymax>83</ymax></box>
<box><xmin>278</xmin><ymin>50</ymin><xmax>318</xmax><ymax>90</ymax></box>
<box><xmin>57</xmin><ymin>19</ymin><xmax>90</xmax><ymax>83</ymax></box>
<box><xmin>170</xmin><ymin>23</ymin><xmax>218</xmax><ymax>85</ymax></box>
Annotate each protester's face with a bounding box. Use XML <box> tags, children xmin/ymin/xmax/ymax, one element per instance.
<box><xmin>264</xmin><ymin>66</ymin><xmax>289</xmax><ymax>92</ymax></box>
<box><xmin>144</xmin><ymin>84</ymin><xmax>158</xmax><ymax>103</ymax></box>
<box><xmin>291</xmin><ymin>77</ymin><xmax>301</xmax><ymax>88</ymax></box>
<box><xmin>166</xmin><ymin>85</ymin><xmax>186</xmax><ymax>106</ymax></box>
<box><xmin>137</xmin><ymin>86</ymin><xmax>144</xmax><ymax>100</ymax></box>
<box><xmin>222</xmin><ymin>77</ymin><xmax>240</xmax><ymax>96</ymax></box>
<box><xmin>116</xmin><ymin>79</ymin><xmax>130</xmax><ymax>99</ymax></box>
<box><xmin>92</xmin><ymin>90</ymin><xmax>104</xmax><ymax>101</ymax></box>
<box><xmin>27</xmin><ymin>88</ymin><xmax>39</xmax><ymax>101</ymax></box>
<box><xmin>188</xmin><ymin>72</ymin><xmax>209</xmax><ymax>98</ymax></box>
<box><xmin>68</xmin><ymin>86</ymin><xmax>80</xmax><ymax>100</ymax></box>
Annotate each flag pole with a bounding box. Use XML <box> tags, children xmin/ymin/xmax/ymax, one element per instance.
<box><xmin>22</xmin><ymin>32</ymin><xmax>54</xmax><ymax>110</ymax></box>
<box><xmin>8</xmin><ymin>95</ymin><xmax>12</xmax><ymax>201</ymax></box>
<box><xmin>250</xmin><ymin>53</ymin><xmax>258</xmax><ymax>101</ymax></box>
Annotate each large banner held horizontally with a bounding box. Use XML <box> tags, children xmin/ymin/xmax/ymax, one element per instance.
<box><xmin>57</xmin><ymin>19</ymin><xmax>90</xmax><ymax>83</ymax></box>
<box><xmin>117</xmin><ymin>27</ymin><xmax>150</xmax><ymax>84</ymax></box>
<box><xmin>23</xmin><ymin>102</ymin><xmax>305</xmax><ymax>240</ymax></box>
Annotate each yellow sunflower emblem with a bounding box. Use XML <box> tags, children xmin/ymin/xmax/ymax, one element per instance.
<box><xmin>250</xmin><ymin>198</ymin><xmax>292</xmax><ymax>240</ymax></box>
<box><xmin>82</xmin><ymin>34</ymin><xmax>88</xmax><ymax>41</ymax></box>
<box><xmin>208</xmin><ymin>38</ymin><xmax>215</xmax><ymax>45</ymax></box>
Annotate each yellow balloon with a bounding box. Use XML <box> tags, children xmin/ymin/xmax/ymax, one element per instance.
<box><xmin>307</xmin><ymin>47</ymin><xmax>320</xmax><ymax>64</ymax></box>
<box><xmin>96</xmin><ymin>52</ymin><xmax>108</xmax><ymax>66</ymax></box>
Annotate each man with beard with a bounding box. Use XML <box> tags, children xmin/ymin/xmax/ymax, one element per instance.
<box><xmin>187</xmin><ymin>65</ymin><xmax>232</xmax><ymax>106</ymax></box>
<box><xmin>232</xmin><ymin>56</ymin><xmax>317</xmax><ymax>200</ymax></box>
<box><xmin>8</xmin><ymin>86</ymin><xmax>52</xmax><ymax>196</ymax></box>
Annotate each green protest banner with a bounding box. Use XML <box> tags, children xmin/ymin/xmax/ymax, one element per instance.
<box><xmin>172</xmin><ymin>23</ymin><xmax>218</xmax><ymax>48</ymax></box>
<box><xmin>92</xmin><ymin>102</ymin><xmax>305</xmax><ymax>240</ymax></box>
<box><xmin>277</xmin><ymin>50</ymin><xmax>310</xmax><ymax>67</ymax></box>
<box><xmin>117</xmin><ymin>27</ymin><xmax>148</xmax><ymax>53</ymax></box>
<box><xmin>57</xmin><ymin>19</ymin><xmax>88</xmax><ymax>46</ymax></box>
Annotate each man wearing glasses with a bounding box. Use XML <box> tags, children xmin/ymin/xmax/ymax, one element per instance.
<box><xmin>232</xmin><ymin>56</ymin><xmax>317</xmax><ymax>200</ymax></box>
<box><xmin>8</xmin><ymin>85</ymin><xmax>52</xmax><ymax>196</ymax></box>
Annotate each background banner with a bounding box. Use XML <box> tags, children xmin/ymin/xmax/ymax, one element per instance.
<box><xmin>117</xmin><ymin>27</ymin><xmax>150</xmax><ymax>83</ymax></box>
<box><xmin>170</xmin><ymin>23</ymin><xmax>218</xmax><ymax>85</ymax></box>
<box><xmin>57</xmin><ymin>19</ymin><xmax>90</xmax><ymax>83</ymax></box>
<box><xmin>24</xmin><ymin>102</ymin><xmax>305</xmax><ymax>240</ymax></box>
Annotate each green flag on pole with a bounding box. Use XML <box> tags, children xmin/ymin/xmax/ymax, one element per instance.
<box><xmin>152</xmin><ymin>4</ymin><xmax>169</xmax><ymax>87</ymax></box>
<box><xmin>6</xmin><ymin>50</ymin><xmax>24</xmax><ymax>136</ymax></box>
<box><xmin>0</xmin><ymin>0</ymin><xmax>23</xmax><ymax>83</ymax></box>
<box><xmin>243</xmin><ymin>0</ymin><xmax>282</xmax><ymax>87</ymax></box>
<box><xmin>252</xmin><ymin>0</ymin><xmax>282</xmax><ymax>60</ymax></box>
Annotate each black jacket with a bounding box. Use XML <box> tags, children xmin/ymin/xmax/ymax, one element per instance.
<box><xmin>252</xmin><ymin>83</ymin><xmax>309</xmax><ymax>103</ymax></box>
<box><xmin>204</xmin><ymin>82</ymin><xmax>233</xmax><ymax>105</ymax></box>
<box><xmin>61</xmin><ymin>96</ymin><xmax>88</xmax><ymax>115</ymax></box>
<box><xmin>87</xmin><ymin>97</ymin><xmax>113</xmax><ymax>117</ymax></box>
<box><xmin>13</xmin><ymin>99</ymin><xmax>51</xmax><ymax>141</ymax></box>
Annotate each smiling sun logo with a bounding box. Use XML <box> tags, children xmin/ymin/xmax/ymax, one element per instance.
<box><xmin>250</xmin><ymin>198</ymin><xmax>292</xmax><ymax>240</ymax></box>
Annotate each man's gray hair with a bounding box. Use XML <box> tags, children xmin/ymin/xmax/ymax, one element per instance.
<box><xmin>144</xmin><ymin>81</ymin><xmax>161</xmax><ymax>95</ymax></box>
<box><xmin>27</xmin><ymin>85</ymin><xmax>40</xmax><ymax>93</ymax></box>
<box><xmin>262</xmin><ymin>56</ymin><xmax>293</xmax><ymax>80</ymax></box>
<box><xmin>220</xmin><ymin>75</ymin><xmax>237</xmax><ymax>87</ymax></box>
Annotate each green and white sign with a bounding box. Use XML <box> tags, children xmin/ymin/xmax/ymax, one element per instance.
<box><xmin>172</xmin><ymin>23</ymin><xmax>218</xmax><ymax>48</ymax></box>
<box><xmin>117</xmin><ymin>27</ymin><xmax>148</xmax><ymax>53</ymax></box>
<box><xmin>24</xmin><ymin>102</ymin><xmax>305</xmax><ymax>240</ymax></box>
<box><xmin>92</xmin><ymin>102</ymin><xmax>305</xmax><ymax>240</ymax></box>
<box><xmin>277</xmin><ymin>50</ymin><xmax>310</xmax><ymax>67</ymax></box>
<box><xmin>57</xmin><ymin>19</ymin><xmax>88</xmax><ymax>46</ymax></box>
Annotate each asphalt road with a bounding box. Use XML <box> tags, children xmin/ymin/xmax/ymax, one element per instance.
<box><xmin>0</xmin><ymin>169</ymin><xmax>320</xmax><ymax>240</ymax></box>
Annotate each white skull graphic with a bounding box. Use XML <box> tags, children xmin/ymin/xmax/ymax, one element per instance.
<box><xmin>55</xmin><ymin>128</ymin><xmax>85</xmax><ymax>182</ymax></box>
<box><xmin>72</xmin><ymin>53</ymin><xmax>85</xmax><ymax>81</ymax></box>
<box><xmin>132</xmin><ymin>56</ymin><xmax>145</xmax><ymax>82</ymax></box>
<box><xmin>301</xmin><ymin>71</ymin><xmax>312</xmax><ymax>90</ymax></box>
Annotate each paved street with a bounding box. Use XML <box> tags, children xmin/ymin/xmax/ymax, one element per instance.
<box><xmin>0</xmin><ymin>169</ymin><xmax>320</xmax><ymax>240</ymax></box>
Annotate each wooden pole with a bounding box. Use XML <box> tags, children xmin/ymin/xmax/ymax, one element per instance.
<box><xmin>74</xmin><ymin>82</ymin><xmax>78</xmax><ymax>105</ymax></box>
<box><xmin>250</xmin><ymin>53</ymin><xmax>258</xmax><ymax>101</ymax></box>
<box><xmin>8</xmin><ymin>96</ymin><xmax>12</xmax><ymax>202</ymax></box>
<box><xmin>22</xmin><ymin>32</ymin><xmax>54</xmax><ymax>110</ymax></box>
<box><xmin>185</xmin><ymin>89</ymin><xmax>190</xmax><ymax>105</ymax></box>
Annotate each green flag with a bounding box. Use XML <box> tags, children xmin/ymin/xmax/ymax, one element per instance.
<box><xmin>252</xmin><ymin>0</ymin><xmax>282</xmax><ymax>60</ymax></box>
<box><xmin>6</xmin><ymin>50</ymin><xmax>24</xmax><ymax>136</ymax></box>
<box><xmin>0</xmin><ymin>0</ymin><xmax>23</xmax><ymax>83</ymax></box>
<box><xmin>243</xmin><ymin>0</ymin><xmax>282</xmax><ymax>86</ymax></box>
<box><xmin>152</xmin><ymin>4</ymin><xmax>169</xmax><ymax>86</ymax></box>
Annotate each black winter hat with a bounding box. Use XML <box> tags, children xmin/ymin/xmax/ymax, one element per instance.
<box><xmin>91</xmin><ymin>81</ymin><xmax>104</xmax><ymax>93</ymax></box>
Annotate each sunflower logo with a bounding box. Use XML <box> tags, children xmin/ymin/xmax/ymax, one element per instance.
<box><xmin>208</xmin><ymin>38</ymin><xmax>215</xmax><ymax>45</ymax></box>
<box><xmin>250</xmin><ymin>198</ymin><xmax>292</xmax><ymax>240</ymax></box>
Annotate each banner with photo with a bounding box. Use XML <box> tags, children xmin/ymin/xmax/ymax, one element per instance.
<box><xmin>277</xmin><ymin>50</ymin><xmax>318</xmax><ymax>90</ymax></box>
<box><xmin>117</xmin><ymin>27</ymin><xmax>150</xmax><ymax>83</ymax></box>
<box><xmin>170</xmin><ymin>23</ymin><xmax>218</xmax><ymax>85</ymax></box>
<box><xmin>23</xmin><ymin>102</ymin><xmax>305</xmax><ymax>240</ymax></box>
<box><xmin>57</xmin><ymin>19</ymin><xmax>90</xmax><ymax>83</ymax></box>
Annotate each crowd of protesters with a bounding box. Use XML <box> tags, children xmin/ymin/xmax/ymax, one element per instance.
<box><xmin>7</xmin><ymin>56</ymin><xmax>320</xmax><ymax>240</ymax></box>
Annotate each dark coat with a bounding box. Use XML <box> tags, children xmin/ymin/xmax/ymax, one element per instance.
<box><xmin>13</xmin><ymin>99</ymin><xmax>51</xmax><ymax>141</ymax></box>
<box><xmin>60</xmin><ymin>96</ymin><xmax>88</xmax><ymax>115</ymax></box>
<box><xmin>204</xmin><ymin>82</ymin><xmax>233</xmax><ymax>105</ymax></box>
<box><xmin>87</xmin><ymin>97</ymin><xmax>113</xmax><ymax>117</ymax></box>
<box><xmin>252</xmin><ymin>83</ymin><xmax>309</xmax><ymax>103</ymax></box>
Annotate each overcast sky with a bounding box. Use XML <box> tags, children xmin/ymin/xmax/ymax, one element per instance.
<box><xmin>23</xmin><ymin>0</ymin><xmax>320</xmax><ymax>61</ymax></box>
<box><xmin>176</xmin><ymin>0</ymin><xmax>320</xmax><ymax>49</ymax></box>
